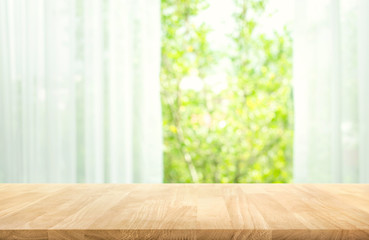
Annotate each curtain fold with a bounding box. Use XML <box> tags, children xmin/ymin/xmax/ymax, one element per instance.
<box><xmin>293</xmin><ymin>0</ymin><xmax>369</xmax><ymax>183</ymax></box>
<box><xmin>0</xmin><ymin>0</ymin><xmax>163</xmax><ymax>183</ymax></box>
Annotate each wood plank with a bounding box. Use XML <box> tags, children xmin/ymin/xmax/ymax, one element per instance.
<box><xmin>0</xmin><ymin>184</ymin><xmax>368</xmax><ymax>239</ymax></box>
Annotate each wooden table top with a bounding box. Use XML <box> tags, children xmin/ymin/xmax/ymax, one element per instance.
<box><xmin>0</xmin><ymin>184</ymin><xmax>368</xmax><ymax>240</ymax></box>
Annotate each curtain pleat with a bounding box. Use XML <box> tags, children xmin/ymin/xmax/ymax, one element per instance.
<box><xmin>0</xmin><ymin>0</ymin><xmax>163</xmax><ymax>183</ymax></box>
<box><xmin>293</xmin><ymin>0</ymin><xmax>369</xmax><ymax>183</ymax></box>
<box><xmin>357</xmin><ymin>0</ymin><xmax>369</xmax><ymax>183</ymax></box>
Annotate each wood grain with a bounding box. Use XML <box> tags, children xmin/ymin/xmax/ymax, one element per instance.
<box><xmin>0</xmin><ymin>184</ymin><xmax>368</xmax><ymax>239</ymax></box>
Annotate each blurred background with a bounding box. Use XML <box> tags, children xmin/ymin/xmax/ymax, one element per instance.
<box><xmin>0</xmin><ymin>0</ymin><xmax>368</xmax><ymax>183</ymax></box>
<box><xmin>161</xmin><ymin>0</ymin><xmax>293</xmax><ymax>183</ymax></box>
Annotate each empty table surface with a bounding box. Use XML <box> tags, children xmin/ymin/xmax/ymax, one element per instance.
<box><xmin>0</xmin><ymin>184</ymin><xmax>368</xmax><ymax>239</ymax></box>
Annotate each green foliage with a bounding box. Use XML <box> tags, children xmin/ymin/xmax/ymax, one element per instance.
<box><xmin>161</xmin><ymin>0</ymin><xmax>293</xmax><ymax>183</ymax></box>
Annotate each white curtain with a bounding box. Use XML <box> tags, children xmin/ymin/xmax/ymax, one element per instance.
<box><xmin>0</xmin><ymin>0</ymin><xmax>163</xmax><ymax>183</ymax></box>
<box><xmin>293</xmin><ymin>0</ymin><xmax>369</xmax><ymax>183</ymax></box>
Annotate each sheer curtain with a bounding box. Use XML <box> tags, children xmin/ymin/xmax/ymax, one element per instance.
<box><xmin>293</xmin><ymin>0</ymin><xmax>369</xmax><ymax>183</ymax></box>
<box><xmin>0</xmin><ymin>0</ymin><xmax>163</xmax><ymax>183</ymax></box>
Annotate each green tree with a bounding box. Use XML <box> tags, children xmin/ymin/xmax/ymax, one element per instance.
<box><xmin>161</xmin><ymin>0</ymin><xmax>293</xmax><ymax>183</ymax></box>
